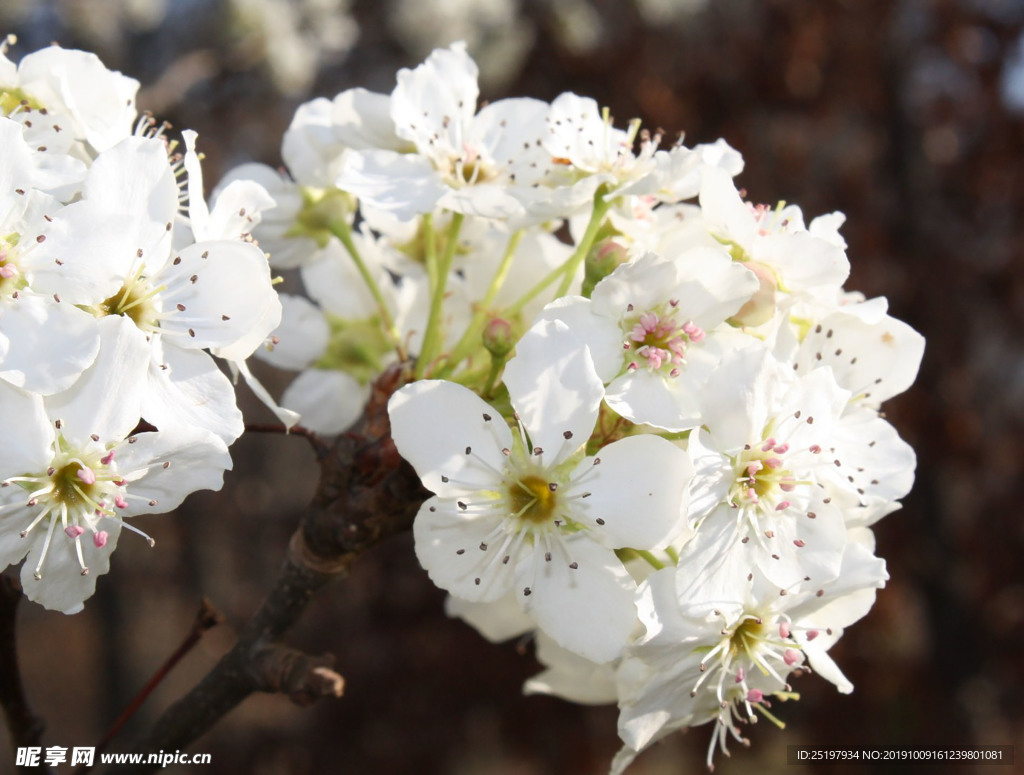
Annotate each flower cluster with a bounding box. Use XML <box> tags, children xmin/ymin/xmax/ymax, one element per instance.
<box><xmin>0</xmin><ymin>38</ymin><xmax>283</xmax><ymax>612</ymax></box>
<box><xmin>236</xmin><ymin>42</ymin><xmax>923</xmax><ymax>769</ymax></box>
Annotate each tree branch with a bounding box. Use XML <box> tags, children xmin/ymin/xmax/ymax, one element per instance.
<box><xmin>250</xmin><ymin>644</ymin><xmax>344</xmax><ymax>706</ymax></box>
<box><xmin>110</xmin><ymin>363</ymin><xmax>427</xmax><ymax>774</ymax></box>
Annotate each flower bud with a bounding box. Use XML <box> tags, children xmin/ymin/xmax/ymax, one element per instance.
<box><xmin>582</xmin><ymin>239</ymin><xmax>629</xmax><ymax>298</ymax></box>
<box><xmin>288</xmin><ymin>186</ymin><xmax>356</xmax><ymax>247</ymax></box>
<box><xmin>482</xmin><ymin>317</ymin><xmax>515</xmax><ymax>359</ymax></box>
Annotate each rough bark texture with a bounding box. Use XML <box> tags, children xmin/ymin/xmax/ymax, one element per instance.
<box><xmin>110</xmin><ymin>364</ymin><xmax>427</xmax><ymax>775</ymax></box>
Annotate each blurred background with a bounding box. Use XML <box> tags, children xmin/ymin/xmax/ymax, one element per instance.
<box><xmin>1</xmin><ymin>0</ymin><xmax>1022</xmax><ymax>772</ymax></box>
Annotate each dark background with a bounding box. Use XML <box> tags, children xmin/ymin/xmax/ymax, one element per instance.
<box><xmin>1</xmin><ymin>0</ymin><xmax>1022</xmax><ymax>773</ymax></box>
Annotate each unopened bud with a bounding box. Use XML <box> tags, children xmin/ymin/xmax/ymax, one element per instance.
<box><xmin>582</xmin><ymin>238</ymin><xmax>629</xmax><ymax>298</ymax></box>
<box><xmin>287</xmin><ymin>186</ymin><xmax>356</xmax><ymax>248</ymax></box>
<box><xmin>483</xmin><ymin>318</ymin><xmax>515</xmax><ymax>359</ymax></box>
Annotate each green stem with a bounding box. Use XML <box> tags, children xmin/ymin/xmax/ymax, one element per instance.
<box><xmin>437</xmin><ymin>229</ymin><xmax>523</xmax><ymax>378</ymax></box>
<box><xmin>481</xmin><ymin>355</ymin><xmax>504</xmax><ymax>399</ymax></box>
<box><xmin>415</xmin><ymin>212</ymin><xmax>464</xmax><ymax>378</ymax></box>
<box><xmin>329</xmin><ymin>219</ymin><xmax>406</xmax><ymax>361</ymax></box>
<box><xmin>506</xmin><ymin>191</ymin><xmax>611</xmax><ymax>317</ymax></box>
<box><xmin>635</xmin><ymin>549</ymin><xmax>666</xmax><ymax>570</ymax></box>
<box><xmin>615</xmin><ymin>547</ymin><xmax>666</xmax><ymax>571</ymax></box>
<box><xmin>665</xmin><ymin>545</ymin><xmax>680</xmax><ymax>565</ymax></box>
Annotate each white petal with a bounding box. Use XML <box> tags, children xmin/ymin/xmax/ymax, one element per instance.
<box><xmin>605</xmin><ymin>369</ymin><xmax>698</xmax><ymax>432</ymax></box>
<box><xmin>503</xmin><ymin>319</ymin><xmax>603</xmax><ymax>464</ymax></box>
<box><xmin>590</xmin><ymin>253</ymin><xmax>679</xmax><ymax>320</ymax></box>
<box><xmin>336</xmin><ymin>149</ymin><xmax>445</xmax><ymax>220</ymax></box>
<box><xmin>523</xmin><ymin>632</ymin><xmax>618</xmax><ymax>704</ymax></box>
<box><xmin>84</xmin><ymin>136</ymin><xmax>179</xmax><ymax>230</ymax></box>
<box><xmin>796</xmin><ymin>303</ymin><xmax>925</xmax><ymax>407</ymax></box>
<box><xmin>0</xmin><ymin>380</ymin><xmax>52</xmax><ymax>478</ymax></box>
<box><xmin>45</xmin><ymin>315</ymin><xmax>150</xmax><ymax>444</ymax></box>
<box><xmin>536</xmin><ymin>296</ymin><xmax>623</xmax><ymax>382</ymax></box>
<box><xmin>388</xmin><ymin>380</ymin><xmax>512</xmax><ymax>497</ymax></box>
<box><xmin>281</xmin><ymin>369</ymin><xmax>367</xmax><ymax>436</ymax></box>
<box><xmin>445</xmin><ymin>590</ymin><xmax>534</xmax><ymax>642</ymax></box>
<box><xmin>0</xmin><ymin>296</ymin><xmax>100</xmax><ymax>395</ymax></box>
<box><xmin>571</xmin><ymin>434</ymin><xmax>691</xmax><ymax>549</ymax></box>
<box><xmin>413</xmin><ymin>497</ymin><xmax>511</xmax><ymax>601</ymax></box>
<box><xmin>330</xmin><ymin>88</ymin><xmax>407</xmax><ymax>152</ymax></box>
<box><xmin>181</xmin><ymin>130</ymin><xmax>211</xmax><ymax>237</ymax></box>
<box><xmin>391</xmin><ymin>42</ymin><xmax>478</xmax><ymax>154</ymax></box>
<box><xmin>300</xmin><ymin>237</ymin><xmax>384</xmax><ymax>320</ymax></box>
<box><xmin>255</xmin><ymin>293</ymin><xmax>328</xmax><ymax>371</ymax></box>
<box><xmin>20</xmin><ymin>518</ymin><xmax>122</xmax><ymax>614</ymax></box>
<box><xmin>116</xmin><ymin>426</ymin><xmax>231</xmax><ymax>516</ymax></box>
<box><xmin>160</xmin><ymin>240</ymin><xmax>281</xmax><ymax>360</ymax></box>
<box><xmin>516</xmin><ymin>536</ymin><xmax>638</xmax><ymax>663</ymax></box>
<box><xmin>18</xmin><ymin>46</ymin><xmax>138</xmax><ymax>152</ymax></box>
<box><xmin>205</xmin><ymin>179</ymin><xmax>276</xmax><ymax>242</ymax></box>
<box><xmin>437</xmin><ymin>183</ymin><xmax>525</xmax><ymax>220</ymax></box>
<box><xmin>142</xmin><ymin>343</ymin><xmax>244</xmax><ymax>445</ymax></box>
<box><xmin>228</xmin><ymin>358</ymin><xmax>300</xmax><ymax>430</ymax></box>
<box><xmin>282</xmin><ymin>97</ymin><xmax>345</xmax><ymax>186</ymax></box>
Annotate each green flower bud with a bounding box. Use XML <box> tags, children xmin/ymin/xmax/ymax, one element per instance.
<box><xmin>582</xmin><ymin>239</ymin><xmax>629</xmax><ymax>298</ymax></box>
<box><xmin>482</xmin><ymin>317</ymin><xmax>515</xmax><ymax>359</ymax></box>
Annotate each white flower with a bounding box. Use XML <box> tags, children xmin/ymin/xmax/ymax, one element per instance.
<box><xmin>699</xmin><ymin>166</ymin><xmax>850</xmax><ymax>326</ymax></box>
<box><xmin>0</xmin><ymin>117</ymin><xmax>101</xmax><ymax>394</ymax></box>
<box><xmin>0</xmin><ymin>40</ymin><xmax>137</xmax><ymax>199</ymax></box>
<box><xmin>533</xmin><ymin>95</ymin><xmax>743</xmax><ymax>220</ymax></box>
<box><xmin>338</xmin><ymin>42</ymin><xmax>551</xmax><ymax>221</ymax></box>
<box><xmin>539</xmin><ymin>249</ymin><xmax>759</xmax><ymax>431</ymax></box>
<box><xmin>35</xmin><ymin>134</ymin><xmax>282</xmax><ymax>442</ymax></box>
<box><xmin>0</xmin><ymin>317</ymin><xmax>231</xmax><ymax>613</ymax></box>
<box><xmin>685</xmin><ymin>347</ymin><xmax>858</xmax><ymax>588</ymax></box>
<box><xmin>389</xmin><ymin>320</ymin><xmax>693</xmax><ymax>662</ymax></box>
<box><xmin>219</xmin><ymin>86</ymin><xmax>403</xmax><ymax>268</ymax></box>
<box><xmin>784</xmin><ymin>295</ymin><xmax>926</xmax><ymax>413</ymax></box>
<box><xmin>613</xmin><ymin>531</ymin><xmax>888</xmax><ymax>771</ymax></box>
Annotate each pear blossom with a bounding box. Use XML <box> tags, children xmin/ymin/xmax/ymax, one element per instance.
<box><xmin>337</xmin><ymin>41</ymin><xmax>552</xmax><ymax>221</ymax></box>
<box><xmin>0</xmin><ymin>40</ymin><xmax>138</xmax><ymax>156</ymax></box>
<box><xmin>34</xmin><ymin>134</ymin><xmax>282</xmax><ymax>443</ymax></box>
<box><xmin>0</xmin><ymin>38</ymin><xmax>138</xmax><ymax>198</ymax></box>
<box><xmin>685</xmin><ymin>348</ymin><xmax>855</xmax><ymax>589</ymax></box>
<box><xmin>613</xmin><ymin>531</ymin><xmax>888</xmax><ymax>772</ymax></box>
<box><xmin>0</xmin><ymin>117</ymin><xmax>101</xmax><ymax>394</ymax></box>
<box><xmin>219</xmin><ymin>86</ymin><xmax>405</xmax><ymax>268</ymax></box>
<box><xmin>531</xmin><ymin>93</ymin><xmax>744</xmax><ymax>222</ymax></box>
<box><xmin>699</xmin><ymin>166</ymin><xmax>850</xmax><ymax>327</ymax></box>
<box><xmin>539</xmin><ymin>249</ymin><xmax>759</xmax><ymax>431</ymax></box>
<box><xmin>783</xmin><ymin>295</ymin><xmax>926</xmax><ymax>413</ymax></box>
<box><xmin>0</xmin><ymin>317</ymin><xmax>231</xmax><ymax>613</ymax></box>
<box><xmin>389</xmin><ymin>320</ymin><xmax>693</xmax><ymax>663</ymax></box>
